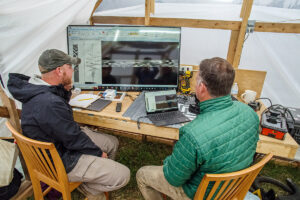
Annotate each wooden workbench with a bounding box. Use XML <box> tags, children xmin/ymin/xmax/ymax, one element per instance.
<box><xmin>73</xmin><ymin>92</ymin><xmax>299</xmax><ymax>159</ymax></box>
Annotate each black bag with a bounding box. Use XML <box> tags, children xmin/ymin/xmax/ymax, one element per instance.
<box><xmin>0</xmin><ymin>168</ymin><xmax>23</xmax><ymax>200</ymax></box>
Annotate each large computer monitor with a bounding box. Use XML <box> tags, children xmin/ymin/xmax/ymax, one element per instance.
<box><xmin>67</xmin><ymin>25</ymin><xmax>181</xmax><ymax>91</ymax></box>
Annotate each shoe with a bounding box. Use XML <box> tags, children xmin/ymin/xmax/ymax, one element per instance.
<box><xmin>77</xmin><ymin>185</ymin><xmax>106</xmax><ymax>200</ymax></box>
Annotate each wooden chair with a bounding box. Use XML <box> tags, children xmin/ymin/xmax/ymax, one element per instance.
<box><xmin>193</xmin><ymin>153</ymin><xmax>273</xmax><ymax>200</ymax></box>
<box><xmin>6</xmin><ymin>121</ymin><xmax>109</xmax><ymax>200</ymax></box>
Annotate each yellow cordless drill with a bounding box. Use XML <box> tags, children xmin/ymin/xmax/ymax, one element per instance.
<box><xmin>179</xmin><ymin>70</ymin><xmax>193</xmax><ymax>94</ymax></box>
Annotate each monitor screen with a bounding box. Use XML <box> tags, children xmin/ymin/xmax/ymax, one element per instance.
<box><xmin>67</xmin><ymin>25</ymin><xmax>181</xmax><ymax>91</ymax></box>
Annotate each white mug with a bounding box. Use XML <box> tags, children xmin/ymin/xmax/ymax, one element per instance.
<box><xmin>241</xmin><ymin>90</ymin><xmax>257</xmax><ymax>104</ymax></box>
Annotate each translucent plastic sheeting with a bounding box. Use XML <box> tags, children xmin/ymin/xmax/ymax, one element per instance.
<box><xmin>0</xmin><ymin>0</ymin><xmax>97</xmax><ymax>137</ymax></box>
<box><xmin>94</xmin><ymin>2</ymin><xmax>300</xmax><ymax>107</ymax></box>
<box><xmin>96</xmin><ymin>0</ymin><xmax>300</xmax><ymax>12</ymax></box>
<box><xmin>240</xmin><ymin>32</ymin><xmax>300</xmax><ymax>107</ymax></box>
<box><xmin>95</xmin><ymin>3</ymin><xmax>242</xmax><ymax>21</ymax></box>
<box><xmin>95</xmin><ymin>2</ymin><xmax>300</xmax><ymax>22</ymax></box>
<box><xmin>180</xmin><ymin>28</ymin><xmax>231</xmax><ymax>64</ymax></box>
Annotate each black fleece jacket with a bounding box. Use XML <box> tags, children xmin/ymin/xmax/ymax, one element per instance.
<box><xmin>8</xmin><ymin>73</ymin><xmax>103</xmax><ymax>173</ymax></box>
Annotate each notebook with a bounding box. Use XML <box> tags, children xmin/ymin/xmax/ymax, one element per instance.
<box><xmin>69</xmin><ymin>94</ymin><xmax>111</xmax><ymax>112</ymax></box>
<box><xmin>145</xmin><ymin>90</ymin><xmax>190</xmax><ymax>126</ymax></box>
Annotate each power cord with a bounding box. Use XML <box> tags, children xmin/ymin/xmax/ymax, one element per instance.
<box><xmin>126</xmin><ymin>93</ymin><xmax>136</xmax><ymax>101</ymax></box>
<box><xmin>137</xmin><ymin>116</ymin><xmax>148</xmax><ymax>129</ymax></box>
<box><xmin>256</xmin><ymin>97</ymin><xmax>272</xmax><ymax>107</ymax></box>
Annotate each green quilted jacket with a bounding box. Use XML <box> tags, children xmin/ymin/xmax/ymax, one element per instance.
<box><xmin>163</xmin><ymin>95</ymin><xmax>259</xmax><ymax>199</ymax></box>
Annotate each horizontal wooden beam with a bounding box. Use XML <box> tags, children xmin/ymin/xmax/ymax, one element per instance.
<box><xmin>150</xmin><ymin>18</ymin><xmax>241</xmax><ymax>30</ymax></box>
<box><xmin>0</xmin><ymin>106</ymin><xmax>21</xmax><ymax>119</ymax></box>
<box><xmin>92</xmin><ymin>16</ymin><xmax>241</xmax><ymax>30</ymax></box>
<box><xmin>92</xmin><ymin>16</ymin><xmax>145</xmax><ymax>25</ymax></box>
<box><xmin>255</xmin><ymin>22</ymin><xmax>300</xmax><ymax>33</ymax></box>
<box><xmin>92</xmin><ymin>16</ymin><xmax>300</xmax><ymax>34</ymax></box>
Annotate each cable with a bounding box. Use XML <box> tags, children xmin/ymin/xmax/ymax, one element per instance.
<box><xmin>256</xmin><ymin>97</ymin><xmax>272</xmax><ymax>107</ymax></box>
<box><xmin>137</xmin><ymin>116</ymin><xmax>147</xmax><ymax>129</ymax></box>
<box><xmin>126</xmin><ymin>93</ymin><xmax>136</xmax><ymax>101</ymax></box>
<box><xmin>244</xmin><ymin>32</ymin><xmax>250</xmax><ymax>43</ymax></box>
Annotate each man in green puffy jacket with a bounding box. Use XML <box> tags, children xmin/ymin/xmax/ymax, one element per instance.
<box><xmin>136</xmin><ymin>57</ymin><xmax>259</xmax><ymax>200</ymax></box>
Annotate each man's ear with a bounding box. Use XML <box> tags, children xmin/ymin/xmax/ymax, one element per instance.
<box><xmin>54</xmin><ymin>66</ymin><xmax>63</xmax><ymax>77</ymax></box>
<box><xmin>201</xmin><ymin>83</ymin><xmax>208</xmax><ymax>94</ymax></box>
<box><xmin>197</xmin><ymin>82</ymin><xmax>209</xmax><ymax>100</ymax></box>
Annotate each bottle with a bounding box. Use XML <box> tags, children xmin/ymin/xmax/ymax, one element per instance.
<box><xmin>231</xmin><ymin>83</ymin><xmax>239</xmax><ymax>95</ymax></box>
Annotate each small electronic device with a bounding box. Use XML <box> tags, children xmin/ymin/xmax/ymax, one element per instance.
<box><xmin>188</xmin><ymin>94</ymin><xmax>200</xmax><ymax>115</ymax></box>
<box><xmin>144</xmin><ymin>90</ymin><xmax>190</xmax><ymax>126</ymax></box>
<box><xmin>102</xmin><ymin>89</ymin><xmax>116</xmax><ymax>99</ymax></box>
<box><xmin>116</xmin><ymin>102</ymin><xmax>122</xmax><ymax>112</ymax></box>
<box><xmin>67</xmin><ymin>25</ymin><xmax>181</xmax><ymax>91</ymax></box>
<box><xmin>248</xmin><ymin>101</ymin><xmax>261</xmax><ymax>111</ymax></box>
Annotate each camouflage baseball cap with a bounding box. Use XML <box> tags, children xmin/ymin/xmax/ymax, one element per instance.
<box><xmin>38</xmin><ymin>49</ymin><xmax>81</xmax><ymax>74</ymax></box>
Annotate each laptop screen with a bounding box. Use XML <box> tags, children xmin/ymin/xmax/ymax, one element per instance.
<box><xmin>145</xmin><ymin>90</ymin><xmax>178</xmax><ymax>113</ymax></box>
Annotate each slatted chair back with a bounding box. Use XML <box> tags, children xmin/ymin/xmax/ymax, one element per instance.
<box><xmin>6</xmin><ymin>121</ymin><xmax>81</xmax><ymax>200</ymax></box>
<box><xmin>194</xmin><ymin>153</ymin><xmax>273</xmax><ymax>200</ymax></box>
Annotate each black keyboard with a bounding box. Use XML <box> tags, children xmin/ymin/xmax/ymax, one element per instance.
<box><xmin>86</xmin><ymin>99</ymin><xmax>111</xmax><ymax>112</ymax></box>
<box><xmin>147</xmin><ymin>111</ymin><xmax>190</xmax><ymax>126</ymax></box>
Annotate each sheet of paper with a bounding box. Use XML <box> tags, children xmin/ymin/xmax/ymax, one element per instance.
<box><xmin>69</xmin><ymin>94</ymin><xmax>99</xmax><ymax>108</ymax></box>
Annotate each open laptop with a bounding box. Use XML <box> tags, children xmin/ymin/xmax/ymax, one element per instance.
<box><xmin>145</xmin><ymin>90</ymin><xmax>191</xmax><ymax>126</ymax></box>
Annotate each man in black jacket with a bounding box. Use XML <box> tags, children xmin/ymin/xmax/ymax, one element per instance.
<box><xmin>8</xmin><ymin>49</ymin><xmax>130</xmax><ymax>200</ymax></box>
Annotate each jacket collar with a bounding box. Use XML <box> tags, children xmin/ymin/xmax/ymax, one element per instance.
<box><xmin>8</xmin><ymin>73</ymin><xmax>71</xmax><ymax>103</ymax></box>
<box><xmin>49</xmin><ymin>84</ymin><xmax>72</xmax><ymax>102</ymax></box>
<box><xmin>199</xmin><ymin>95</ymin><xmax>233</xmax><ymax>113</ymax></box>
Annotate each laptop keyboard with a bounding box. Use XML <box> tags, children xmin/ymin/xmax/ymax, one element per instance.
<box><xmin>147</xmin><ymin>111</ymin><xmax>190</xmax><ymax>126</ymax></box>
<box><xmin>86</xmin><ymin>99</ymin><xmax>111</xmax><ymax>112</ymax></box>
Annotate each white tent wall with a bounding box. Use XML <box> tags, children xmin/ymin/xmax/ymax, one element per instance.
<box><xmin>1</xmin><ymin>1</ymin><xmax>299</xmax><ymax>129</ymax></box>
<box><xmin>94</xmin><ymin>1</ymin><xmax>300</xmax><ymax>107</ymax></box>
<box><xmin>180</xmin><ymin>28</ymin><xmax>231</xmax><ymax>65</ymax></box>
<box><xmin>0</xmin><ymin>0</ymin><xmax>98</xmax><ymax>137</ymax></box>
<box><xmin>180</xmin><ymin>28</ymin><xmax>300</xmax><ymax>108</ymax></box>
<box><xmin>97</xmin><ymin>0</ymin><xmax>300</xmax><ymax>11</ymax></box>
<box><xmin>240</xmin><ymin>32</ymin><xmax>300</xmax><ymax>108</ymax></box>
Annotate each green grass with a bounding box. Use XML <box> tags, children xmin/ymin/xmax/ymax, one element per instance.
<box><xmin>110</xmin><ymin>136</ymin><xmax>173</xmax><ymax>199</ymax></box>
<box><xmin>27</xmin><ymin>135</ymin><xmax>299</xmax><ymax>199</ymax></box>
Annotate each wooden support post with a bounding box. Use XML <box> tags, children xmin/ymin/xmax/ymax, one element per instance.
<box><xmin>150</xmin><ymin>0</ymin><xmax>155</xmax><ymax>14</ymax></box>
<box><xmin>240</xmin><ymin>0</ymin><xmax>246</xmax><ymax>18</ymax></box>
<box><xmin>0</xmin><ymin>86</ymin><xmax>21</xmax><ymax>133</ymax></box>
<box><xmin>232</xmin><ymin>0</ymin><xmax>254</xmax><ymax>68</ymax></box>
<box><xmin>227</xmin><ymin>30</ymin><xmax>239</xmax><ymax>65</ymax></box>
<box><xmin>89</xmin><ymin>0</ymin><xmax>103</xmax><ymax>25</ymax></box>
<box><xmin>145</xmin><ymin>0</ymin><xmax>151</xmax><ymax>25</ymax></box>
